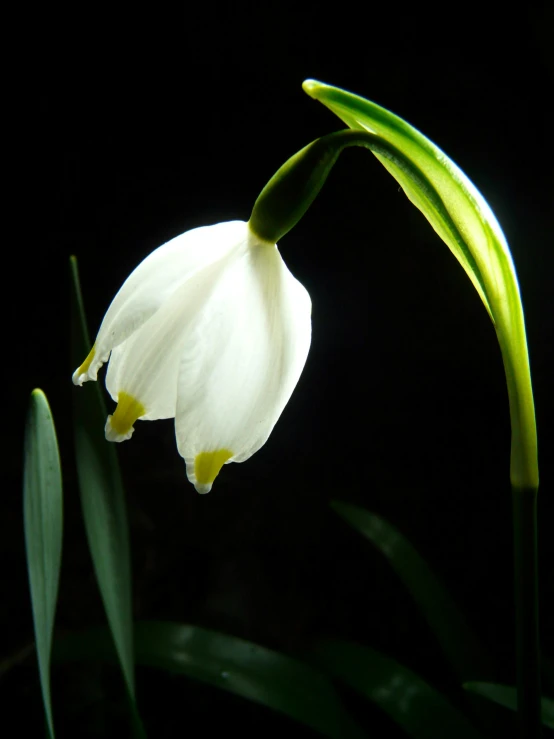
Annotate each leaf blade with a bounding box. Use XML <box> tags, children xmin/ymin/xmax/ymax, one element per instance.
<box><xmin>23</xmin><ymin>388</ymin><xmax>63</xmax><ymax>739</ymax></box>
<box><xmin>314</xmin><ymin>639</ymin><xmax>486</xmax><ymax>739</ymax></box>
<box><xmin>69</xmin><ymin>256</ymin><xmax>138</xmax><ymax>708</ymax></box>
<box><xmin>54</xmin><ymin>622</ymin><xmax>366</xmax><ymax>739</ymax></box>
<box><xmin>331</xmin><ymin>500</ymin><xmax>493</xmax><ymax>683</ymax></box>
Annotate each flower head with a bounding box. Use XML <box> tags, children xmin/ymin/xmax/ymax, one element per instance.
<box><xmin>73</xmin><ymin>221</ymin><xmax>311</xmax><ymax>493</ymax></box>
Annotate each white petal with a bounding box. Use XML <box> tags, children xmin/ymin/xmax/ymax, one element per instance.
<box><xmin>175</xmin><ymin>236</ymin><xmax>311</xmax><ymax>493</ymax></box>
<box><xmin>72</xmin><ymin>221</ymin><xmax>248</xmax><ymax>385</ymax></box>
<box><xmin>104</xmin><ymin>230</ymin><xmax>250</xmax><ymax>433</ymax></box>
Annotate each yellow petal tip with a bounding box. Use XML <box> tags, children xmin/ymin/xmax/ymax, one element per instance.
<box><xmin>193</xmin><ymin>449</ymin><xmax>233</xmax><ymax>493</ymax></box>
<box><xmin>72</xmin><ymin>345</ymin><xmax>97</xmax><ymax>385</ymax></box>
<box><xmin>105</xmin><ymin>391</ymin><xmax>146</xmax><ymax>442</ymax></box>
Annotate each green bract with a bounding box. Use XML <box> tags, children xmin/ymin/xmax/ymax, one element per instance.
<box><xmin>302</xmin><ymin>79</ymin><xmax>537</xmax><ymax>491</ymax></box>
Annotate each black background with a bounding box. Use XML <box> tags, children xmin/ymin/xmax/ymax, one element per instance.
<box><xmin>4</xmin><ymin>3</ymin><xmax>553</xmax><ymax>737</ymax></box>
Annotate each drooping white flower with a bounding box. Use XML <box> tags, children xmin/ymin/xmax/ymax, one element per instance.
<box><xmin>72</xmin><ymin>220</ymin><xmax>311</xmax><ymax>493</ymax></box>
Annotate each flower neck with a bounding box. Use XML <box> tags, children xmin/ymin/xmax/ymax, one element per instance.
<box><xmin>248</xmin><ymin>129</ymin><xmax>398</xmax><ymax>244</ymax></box>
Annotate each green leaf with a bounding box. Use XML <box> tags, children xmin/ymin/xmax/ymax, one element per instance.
<box><xmin>315</xmin><ymin>640</ymin><xmax>486</xmax><ymax>739</ymax></box>
<box><xmin>303</xmin><ymin>79</ymin><xmax>537</xmax><ymax>492</ymax></box>
<box><xmin>23</xmin><ymin>388</ymin><xmax>63</xmax><ymax>739</ymax></box>
<box><xmin>54</xmin><ymin>622</ymin><xmax>366</xmax><ymax>739</ymax></box>
<box><xmin>70</xmin><ymin>256</ymin><xmax>144</xmax><ymax>736</ymax></box>
<box><xmin>331</xmin><ymin>500</ymin><xmax>493</xmax><ymax>684</ymax></box>
<box><xmin>464</xmin><ymin>682</ymin><xmax>554</xmax><ymax>729</ymax></box>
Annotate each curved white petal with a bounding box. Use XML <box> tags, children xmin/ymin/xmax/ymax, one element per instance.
<box><xmin>175</xmin><ymin>237</ymin><xmax>311</xmax><ymax>493</ymax></box>
<box><xmin>72</xmin><ymin>221</ymin><xmax>248</xmax><ymax>385</ymax></box>
<box><xmin>103</xmin><ymin>232</ymin><xmax>250</xmax><ymax>434</ymax></box>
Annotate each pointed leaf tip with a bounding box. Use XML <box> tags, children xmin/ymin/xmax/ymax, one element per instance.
<box><xmin>302</xmin><ymin>79</ymin><xmax>320</xmax><ymax>97</ymax></box>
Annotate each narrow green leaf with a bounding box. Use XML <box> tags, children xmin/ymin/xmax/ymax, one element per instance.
<box><xmin>315</xmin><ymin>639</ymin><xmax>485</xmax><ymax>739</ymax></box>
<box><xmin>69</xmin><ymin>257</ymin><xmax>140</xmax><ymax>725</ymax></box>
<box><xmin>303</xmin><ymin>79</ymin><xmax>536</xmax><ymax>492</ymax></box>
<box><xmin>464</xmin><ymin>682</ymin><xmax>554</xmax><ymax>729</ymax></box>
<box><xmin>54</xmin><ymin>622</ymin><xmax>366</xmax><ymax>739</ymax></box>
<box><xmin>23</xmin><ymin>388</ymin><xmax>63</xmax><ymax>739</ymax></box>
<box><xmin>331</xmin><ymin>500</ymin><xmax>493</xmax><ymax>683</ymax></box>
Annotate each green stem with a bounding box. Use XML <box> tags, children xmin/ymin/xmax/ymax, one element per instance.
<box><xmin>512</xmin><ymin>486</ymin><xmax>541</xmax><ymax>738</ymax></box>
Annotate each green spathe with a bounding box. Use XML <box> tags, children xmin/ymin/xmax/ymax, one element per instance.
<box><xmin>301</xmin><ymin>78</ymin><xmax>537</xmax><ymax>491</ymax></box>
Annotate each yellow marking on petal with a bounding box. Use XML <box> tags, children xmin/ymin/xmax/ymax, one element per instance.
<box><xmin>194</xmin><ymin>449</ymin><xmax>234</xmax><ymax>486</ymax></box>
<box><xmin>77</xmin><ymin>345</ymin><xmax>96</xmax><ymax>376</ymax></box>
<box><xmin>110</xmin><ymin>392</ymin><xmax>146</xmax><ymax>436</ymax></box>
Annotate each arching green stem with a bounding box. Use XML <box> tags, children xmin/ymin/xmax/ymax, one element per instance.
<box><xmin>251</xmin><ymin>129</ymin><xmax>487</xmax><ymax>308</ymax></box>
<box><xmin>250</xmin><ymin>127</ymin><xmax>537</xmax><ymax>486</ymax></box>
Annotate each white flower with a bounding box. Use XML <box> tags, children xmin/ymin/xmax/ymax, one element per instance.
<box><xmin>72</xmin><ymin>220</ymin><xmax>311</xmax><ymax>493</ymax></box>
